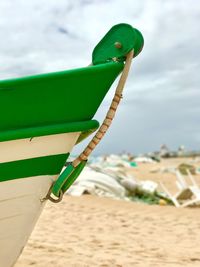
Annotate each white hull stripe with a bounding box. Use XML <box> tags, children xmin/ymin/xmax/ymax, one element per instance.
<box><xmin>0</xmin><ymin>132</ymin><xmax>80</xmax><ymax>164</ymax></box>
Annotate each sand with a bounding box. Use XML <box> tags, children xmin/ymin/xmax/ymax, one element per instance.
<box><xmin>15</xmin><ymin>158</ymin><xmax>200</xmax><ymax>267</ymax></box>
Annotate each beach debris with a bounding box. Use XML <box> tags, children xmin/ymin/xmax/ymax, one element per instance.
<box><xmin>149</xmin><ymin>145</ymin><xmax>200</xmax><ymax>159</ymax></box>
<box><xmin>150</xmin><ymin>164</ymin><xmax>198</xmax><ymax>176</ymax></box>
<box><xmin>150</xmin><ymin>155</ymin><xmax>161</xmax><ymax>162</ymax></box>
<box><xmin>178</xmin><ymin>163</ymin><xmax>196</xmax><ymax>175</ymax></box>
<box><xmin>159</xmin><ymin>199</ymin><xmax>168</xmax><ymax>206</ymax></box>
<box><xmin>121</xmin><ymin>178</ymin><xmax>138</xmax><ymax>193</ymax></box>
<box><xmin>89</xmin><ymin>154</ymin><xmax>137</xmax><ymax>168</ymax></box>
<box><xmin>150</xmin><ymin>166</ymin><xmax>176</xmax><ymax>174</ymax></box>
<box><xmin>190</xmin><ymin>157</ymin><xmax>200</xmax><ymax>164</ymax></box>
<box><xmin>178</xmin><ymin>145</ymin><xmax>185</xmax><ymax>156</ymax></box>
<box><xmin>160</xmin><ymin>170</ymin><xmax>200</xmax><ymax>208</ymax></box>
<box><xmin>134</xmin><ymin>157</ymin><xmax>156</xmax><ymax>163</ymax></box>
<box><xmin>67</xmin><ymin>166</ymin><xmax>127</xmax><ymax>199</ymax></box>
<box><xmin>160</xmin><ymin>144</ymin><xmax>170</xmax><ymax>158</ymax></box>
<box><xmin>67</xmin><ymin>161</ymin><xmax>170</xmax><ymax>205</ymax></box>
<box><xmin>68</xmin><ymin>153</ymin><xmax>200</xmax><ymax>206</ymax></box>
<box><xmin>139</xmin><ymin>181</ymin><xmax>158</xmax><ymax>194</ymax></box>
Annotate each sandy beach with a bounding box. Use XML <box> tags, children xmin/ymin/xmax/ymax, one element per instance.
<box><xmin>15</xmin><ymin>158</ymin><xmax>200</xmax><ymax>267</ymax></box>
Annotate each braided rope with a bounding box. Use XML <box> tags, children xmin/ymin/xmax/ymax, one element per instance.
<box><xmin>72</xmin><ymin>50</ymin><xmax>134</xmax><ymax>168</ymax></box>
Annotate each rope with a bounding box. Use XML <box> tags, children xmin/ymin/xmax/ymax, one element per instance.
<box><xmin>72</xmin><ymin>50</ymin><xmax>134</xmax><ymax>168</ymax></box>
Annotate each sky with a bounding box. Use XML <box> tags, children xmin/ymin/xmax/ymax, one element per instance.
<box><xmin>0</xmin><ymin>0</ymin><xmax>199</xmax><ymax>155</ymax></box>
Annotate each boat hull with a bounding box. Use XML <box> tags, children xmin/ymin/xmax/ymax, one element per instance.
<box><xmin>0</xmin><ymin>132</ymin><xmax>80</xmax><ymax>267</ymax></box>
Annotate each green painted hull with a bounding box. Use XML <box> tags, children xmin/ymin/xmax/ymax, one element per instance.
<box><xmin>0</xmin><ymin>154</ymin><xmax>69</xmax><ymax>182</ymax></box>
<box><xmin>0</xmin><ymin>62</ymin><xmax>123</xmax><ymax>141</ymax></box>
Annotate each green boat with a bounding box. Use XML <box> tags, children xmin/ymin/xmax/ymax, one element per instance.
<box><xmin>0</xmin><ymin>23</ymin><xmax>143</xmax><ymax>267</ymax></box>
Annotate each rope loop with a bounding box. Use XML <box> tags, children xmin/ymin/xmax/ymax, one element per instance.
<box><xmin>72</xmin><ymin>49</ymin><xmax>134</xmax><ymax>168</ymax></box>
<box><xmin>43</xmin><ymin>184</ymin><xmax>63</xmax><ymax>203</ymax></box>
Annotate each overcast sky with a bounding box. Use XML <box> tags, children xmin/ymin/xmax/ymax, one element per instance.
<box><xmin>0</xmin><ymin>0</ymin><xmax>199</xmax><ymax>155</ymax></box>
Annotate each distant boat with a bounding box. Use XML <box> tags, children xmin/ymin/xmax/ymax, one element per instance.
<box><xmin>0</xmin><ymin>23</ymin><xmax>143</xmax><ymax>266</ymax></box>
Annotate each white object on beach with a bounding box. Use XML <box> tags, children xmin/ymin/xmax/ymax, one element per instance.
<box><xmin>134</xmin><ymin>157</ymin><xmax>155</xmax><ymax>163</ymax></box>
<box><xmin>139</xmin><ymin>180</ymin><xmax>158</xmax><ymax>194</ymax></box>
<box><xmin>67</xmin><ymin>166</ymin><xmax>126</xmax><ymax>198</ymax></box>
<box><xmin>160</xmin><ymin>170</ymin><xmax>200</xmax><ymax>208</ymax></box>
<box><xmin>121</xmin><ymin>178</ymin><xmax>138</xmax><ymax>193</ymax></box>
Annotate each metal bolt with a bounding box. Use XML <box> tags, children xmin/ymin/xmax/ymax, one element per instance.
<box><xmin>114</xmin><ymin>42</ymin><xmax>122</xmax><ymax>49</ymax></box>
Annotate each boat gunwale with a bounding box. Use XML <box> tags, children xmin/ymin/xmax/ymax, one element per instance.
<box><xmin>0</xmin><ymin>61</ymin><xmax>123</xmax><ymax>85</ymax></box>
<box><xmin>0</xmin><ymin>120</ymin><xmax>99</xmax><ymax>143</ymax></box>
